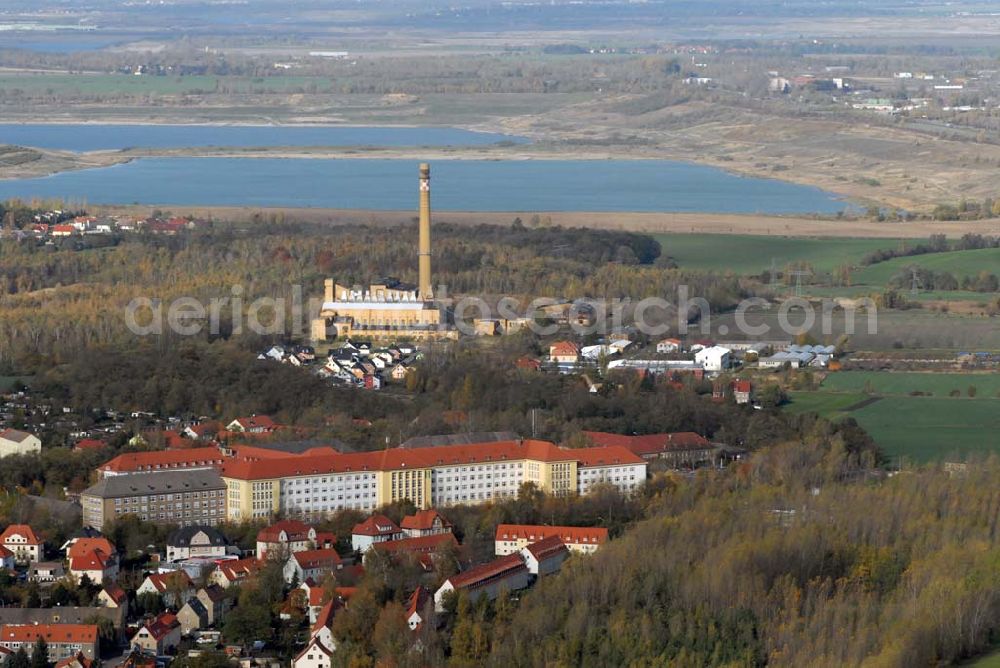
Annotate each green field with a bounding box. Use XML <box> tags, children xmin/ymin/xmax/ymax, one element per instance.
<box><xmin>968</xmin><ymin>649</ymin><xmax>1000</xmax><ymax>667</ymax></box>
<box><xmin>821</xmin><ymin>371</ymin><xmax>1000</xmax><ymax>398</ymax></box>
<box><xmin>785</xmin><ymin>371</ymin><xmax>1000</xmax><ymax>463</ymax></box>
<box><xmin>852</xmin><ymin>247</ymin><xmax>1000</xmax><ymax>286</ymax></box>
<box><xmin>785</xmin><ymin>391</ymin><xmax>869</xmax><ymax>419</ymax></box>
<box><xmin>654</xmin><ymin>234</ymin><xmax>902</xmax><ymax>275</ymax></box>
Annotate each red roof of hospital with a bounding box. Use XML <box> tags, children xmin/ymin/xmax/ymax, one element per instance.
<box><xmin>221</xmin><ymin>439</ymin><xmax>602</xmax><ymax>480</ymax></box>
<box><xmin>582</xmin><ymin>431</ymin><xmax>711</xmax><ymax>456</ymax></box>
<box><xmin>371</xmin><ymin>533</ymin><xmax>457</xmax><ymax>556</ymax></box>
<box><xmin>98</xmin><ymin>447</ymin><xmax>225</xmax><ymax>474</ymax></box>
<box><xmin>495</xmin><ymin>524</ymin><xmax>608</xmax><ymax>546</ymax></box>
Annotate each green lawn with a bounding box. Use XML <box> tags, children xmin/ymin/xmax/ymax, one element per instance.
<box><xmin>654</xmin><ymin>234</ymin><xmax>902</xmax><ymax>275</ymax></box>
<box><xmin>821</xmin><ymin>371</ymin><xmax>1000</xmax><ymax>398</ymax></box>
<box><xmin>967</xmin><ymin>649</ymin><xmax>1000</xmax><ymax>667</ymax></box>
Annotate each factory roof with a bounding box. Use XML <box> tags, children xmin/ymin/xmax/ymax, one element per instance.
<box><xmin>83</xmin><ymin>469</ymin><xmax>225</xmax><ymax>498</ymax></box>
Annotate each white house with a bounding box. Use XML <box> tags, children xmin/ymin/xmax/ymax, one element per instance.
<box><xmin>0</xmin><ymin>429</ymin><xmax>41</xmax><ymax>458</ymax></box>
<box><xmin>292</xmin><ymin>636</ymin><xmax>334</xmax><ymax>668</ymax></box>
<box><xmin>656</xmin><ymin>338</ymin><xmax>682</xmax><ymax>353</ymax></box>
<box><xmin>0</xmin><ymin>546</ymin><xmax>14</xmax><ymax>571</ymax></box>
<box><xmin>283</xmin><ymin>549</ymin><xmax>342</xmax><ymax>584</ymax></box>
<box><xmin>519</xmin><ymin>536</ymin><xmax>569</xmax><ymax>577</ymax></box>
<box><xmin>351</xmin><ymin>515</ymin><xmax>402</xmax><ymax>553</ymax></box>
<box><xmin>0</xmin><ymin>525</ymin><xmax>43</xmax><ymax>563</ymax></box>
<box><xmin>166</xmin><ymin>526</ymin><xmax>228</xmax><ymax>562</ymax></box>
<box><xmin>694</xmin><ymin>346</ymin><xmax>732</xmax><ymax>372</ymax></box>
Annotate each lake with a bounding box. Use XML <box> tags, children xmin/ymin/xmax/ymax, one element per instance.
<box><xmin>0</xmin><ymin>124</ymin><xmax>528</xmax><ymax>152</ymax></box>
<box><xmin>0</xmin><ymin>158</ymin><xmax>850</xmax><ymax>213</ymax></box>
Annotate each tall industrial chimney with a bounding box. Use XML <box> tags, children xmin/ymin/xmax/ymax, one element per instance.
<box><xmin>418</xmin><ymin>162</ymin><xmax>432</xmax><ymax>301</ymax></box>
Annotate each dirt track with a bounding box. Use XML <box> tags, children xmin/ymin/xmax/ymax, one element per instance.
<box><xmin>92</xmin><ymin>204</ymin><xmax>1000</xmax><ymax>239</ymax></box>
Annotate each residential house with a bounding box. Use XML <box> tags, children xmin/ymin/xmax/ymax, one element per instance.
<box><xmin>256</xmin><ymin>520</ymin><xmax>324</xmax><ymax>560</ymax></box>
<box><xmin>1</xmin><ymin>525</ymin><xmax>43</xmax><ymax>563</ymax></box>
<box><xmin>656</xmin><ymin>338</ymin><xmax>682</xmax><ymax>353</ymax></box>
<box><xmin>68</xmin><ymin>549</ymin><xmax>117</xmax><ymax>585</ymax></box>
<box><xmin>434</xmin><ymin>554</ymin><xmax>530</xmax><ymax>612</ymax></box>
<box><xmin>209</xmin><ymin>558</ymin><xmax>258</xmax><ymax>588</ymax></box>
<box><xmin>548</xmin><ymin>341</ymin><xmax>580</xmax><ymax>365</ymax></box>
<box><xmin>0</xmin><ymin>547</ymin><xmax>13</xmax><ymax>571</ymax></box>
<box><xmin>137</xmin><ymin>571</ymin><xmax>195</xmax><ymax>607</ymax></box>
<box><xmin>97</xmin><ymin>585</ymin><xmax>128</xmax><ymax>613</ymax></box>
<box><xmin>309</xmin><ymin>598</ymin><xmax>338</xmax><ymax>649</ymax></box>
<box><xmin>732</xmin><ymin>379</ymin><xmax>752</xmax><ymax>405</ymax></box>
<box><xmin>694</xmin><ymin>345</ymin><xmax>732</xmax><ymax>372</ymax></box>
<box><xmin>406</xmin><ymin>587</ymin><xmax>431</xmax><ymax>631</ymax></box>
<box><xmin>176</xmin><ymin>598</ymin><xmax>209</xmax><ymax>635</ymax></box>
<box><xmin>364</xmin><ymin>533</ymin><xmax>458</xmax><ymax>570</ymax></box>
<box><xmin>0</xmin><ymin>430</ymin><xmax>41</xmax><ymax>458</ymax></box>
<box><xmin>0</xmin><ymin>625</ymin><xmax>99</xmax><ymax>662</ymax></box>
<box><xmin>130</xmin><ymin>613</ymin><xmax>181</xmax><ymax>655</ymax></box>
<box><xmin>55</xmin><ymin>652</ymin><xmax>94</xmax><ymax>668</ymax></box>
<box><xmin>519</xmin><ymin>536</ymin><xmax>569</xmax><ymax>576</ymax></box>
<box><xmin>400</xmin><ymin>509</ymin><xmax>453</xmax><ymax>538</ymax></box>
<box><xmin>28</xmin><ymin>562</ymin><xmax>66</xmax><ymax>583</ymax></box>
<box><xmin>166</xmin><ymin>526</ymin><xmax>228</xmax><ymax>562</ymax></box>
<box><xmin>351</xmin><ymin>515</ymin><xmax>403</xmax><ymax>553</ymax></box>
<box><xmin>283</xmin><ymin>549</ymin><xmax>342</xmax><ymax>584</ymax></box>
<box><xmin>292</xmin><ymin>637</ymin><xmax>334</xmax><ymax>668</ymax></box>
<box><xmin>226</xmin><ymin>416</ymin><xmax>278</xmax><ymax>434</ymax></box>
<box><xmin>389</xmin><ymin>364</ymin><xmax>410</xmax><ymax>382</ymax></box>
<box><xmin>195</xmin><ymin>586</ymin><xmax>229</xmax><ymax>626</ymax></box>
<box><xmin>494</xmin><ymin>524</ymin><xmax>608</xmax><ymax>556</ymax></box>
<box><xmin>582</xmin><ymin>431</ymin><xmax>716</xmax><ymax>468</ymax></box>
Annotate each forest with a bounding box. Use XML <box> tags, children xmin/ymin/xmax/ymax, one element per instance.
<box><xmin>0</xmin><ymin>218</ymin><xmax>742</xmax><ymax>374</ymax></box>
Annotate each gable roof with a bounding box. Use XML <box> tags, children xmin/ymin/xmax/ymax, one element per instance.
<box><xmin>229</xmin><ymin>415</ymin><xmax>277</xmax><ymax>431</ymax></box>
<box><xmin>406</xmin><ymin>587</ymin><xmax>430</xmax><ymax>626</ymax></box>
<box><xmin>0</xmin><ymin>624</ymin><xmax>98</xmax><ymax>644</ymax></box>
<box><xmin>448</xmin><ymin>554</ymin><xmax>526</xmax><ymax>591</ymax></box>
<box><xmin>549</xmin><ymin>341</ymin><xmax>580</xmax><ymax>355</ymax></box>
<box><xmin>215</xmin><ymin>558</ymin><xmax>258</xmax><ymax>582</ymax></box>
<box><xmin>167</xmin><ymin>525</ymin><xmax>226</xmax><ymax>548</ymax></box>
<box><xmin>140</xmin><ymin>613</ymin><xmax>179</xmax><ymax>641</ymax></box>
<box><xmin>69</xmin><ymin>550</ymin><xmax>112</xmax><ymax>573</ymax></box>
<box><xmin>292</xmin><ymin>549</ymin><xmax>342</xmax><ymax>570</ymax></box>
<box><xmin>351</xmin><ymin>514</ymin><xmax>400</xmax><ymax>538</ymax></box>
<box><xmin>582</xmin><ymin>431</ymin><xmax>711</xmax><ymax>457</ymax></box>
<box><xmin>0</xmin><ymin>525</ymin><xmax>42</xmax><ymax>545</ymax></box>
<box><xmin>371</xmin><ymin>533</ymin><xmax>457</xmax><ymax>557</ymax></box>
<box><xmin>294</xmin><ymin>636</ymin><xmax>334</xmax><ymax>664</ymax></box>
<box><xmin>198</xmin><ymin>584</ymin><xmax>227</xmax><ymax>604</ymax></box>
<box><xmin>400</xmin><ymin>509</ymin><xmax>452</xmax><ymax>531</ymax></box>
<box><xmin>495</xmin><ymin>524</ymin><xmax>608</xmax><ymax>546</ymax></box>
<box><xmin>101</xmin><ymin>584</ymin><xmax>127</xmax><ymax>605</ymax></box>
<box><xmin>258</xmin><ymin>520</ymin><xmax>314</xmax><ymax>544</ymax></box>
<box><xmin>97</xmin><ymin>447</ymin><xmax>225</xmax><ymax>474</ymax></box>
<box><xmin>143</xmin><ymin>571</ymin><xmax>193</xmax><ymax>593</ymax></box>
<box><xmin>68</xmin><ymin>538</ymin><xmax>115</xmax><ymax>560</ymax></box>
<box><xmin>0</xmin><ymin>429</ymin><xmax>34</xmax><ymax>444</ymax></box>
<box><xmin>522</xmin><ymin>535</ymin><xmax>568</xmax><ymax>561</ymax></box>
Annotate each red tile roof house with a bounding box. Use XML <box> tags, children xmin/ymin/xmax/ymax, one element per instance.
<box><xmin>68</xmin><ymin>549</ymin><xmax>118</xmax><ymax>584</ymax></box>
<box><xmin>97</xmin><ymin>584</ymin><xmax>128</xmax><ymax>611</ymax></box>
<box><xmin>406</xmin><ymin>587</ymin><xmax>432</xmax><ymax>631</ymax></box>
<box><xmin>732</xmin><ymin>379</ymin><xmax>753</xmax><ymax>405</ymax></box>
<box><xmin>519</xmin><ymin>535</ymin><xmax>569</xmax><ymax>577</ymax></box>
<box><xmin>0</xmin><ymin>625</ymin><xmax>99</xmax><ymax>663</ymax></box>
<box><xmin>583</xmin><ymin>431</ymin><xmax>717</xmax><ymax>468</ymax></box>
<box><xmin>548</xmin><ymin>341</ymin><xmax>581</xmax><ymax>364</ymax></box>
<box><xmin>351</xmin><ymin>515</ymin><xmax>403</xmax><ymax>553</ymax></box>
<box><xmin>494</xmin><ymin>524</ymin><xmax>609</xmax><ymax>556</ymax></box>
<box><xmin>0</xmin><ymin>525</ymin><xmax>43</xmax><ymax>564</ymax></box>
<box><xmin>208</xmin><ymin>557</ymin><xmax>259</xmax><ymax>588</ymax></box>
<box><xmin>283</xmin><ymin>549</ymin><xmax>343</xmax><ymax>584</ymax></box>
<box><xmin>136</xmin><ymin>571</ymin><xmax>194</xmax><ymax>607</ymax></box>
<box><xmin>130</xmin><ymin>613</ymin><xmax>180</xmax><ymax>656</ymax></box>
<box><xmin>292</xmin><ymin>636</ymin><xmax>335</xmax><ymax>668</ymax></box>
<box><xmin>363</xmin><ymin>533</ymin><xmax>458</xmax><ymax>570</ymax></box>
<box><xmin>433</xmin><ymin>553</ymin><xmax>530</xmax><ymax>612</ymax></box>
<box><xmin>400</xmin><ymin>509</ymin><xmax>453</xmax><ymax>538</ymax></box>
<box><xmin>225</xmin><ymin>415</ymin><xmax>279</xmax><ymax>434</ymax></box>
<box><xmin>256</xmin><ymin>520</ymin><xmax>323</xmax><ymax>559</ymax></box>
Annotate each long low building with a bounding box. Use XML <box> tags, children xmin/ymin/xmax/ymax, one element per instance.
<box><xmin>494</xmin><ymin>524</ymin><xmax>608</xmax><ymax>555</ymax></box>
<box><xmin>0</xmin><ymin>624</ymin><xmax>99</xmax><ymax>662</ymax></box>
<box><xmin>81</xmin><ymin>469</ymin><xmax>227</xmax><ymax>530</ymax></box>
<box><xmin>220</xmin><ymin>439</ymin><xmax>646</xmax><ymax>521</ymax></box>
